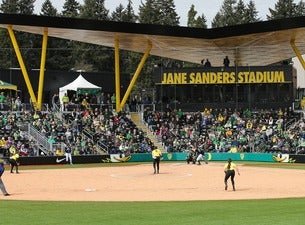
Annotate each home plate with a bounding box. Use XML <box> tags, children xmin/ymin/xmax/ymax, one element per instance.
<box><xmin>85</xmin><ymin>188</ymin><xmax>96</xmax><ymax>192</ymax></box>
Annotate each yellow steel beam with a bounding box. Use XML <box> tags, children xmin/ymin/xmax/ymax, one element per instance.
<box><xmin>119</xmin><ymin>40</ymin><xmax>152</xmax><ymax>111</ymax></box>
<box><xmin>37</xmin><ymin>28</ymin><xmax>48</xmax><ymax>111</ymax></box>
<box><xmin>114</xmin><ymin>36</ymin><xmax>121</xmax><ymax>112</ymax></box>
<box><xmin>7</xmin><ymin>25</ymin><xmax>37</xmax><ymax>108</ymax></box>
<box><xmin>290</xmin><ymin>39</ymin><xmax>305</xmax><ymax>70</ymax></box>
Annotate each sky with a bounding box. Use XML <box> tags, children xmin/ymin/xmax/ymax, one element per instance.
<box><xmin>34</xmin><ymin>0</ymin><xmax>279</xmax><ymax>27</ymax></box>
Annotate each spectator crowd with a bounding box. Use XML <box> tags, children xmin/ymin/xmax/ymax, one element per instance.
<box><xmin>0</xmin><ymin>90</ymin><xmax>305</xmax><ymax>159</ymax></box>
<box><xmin>143</xmin><ymin>106</ymin><xmax>304</xmax><ymax>155</ymax></box>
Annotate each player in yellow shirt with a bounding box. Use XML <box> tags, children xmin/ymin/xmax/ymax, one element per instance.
<box><xmin>224</xmin><ymin>158</ymin><xmax>240</xmax><ymax>191</ymax></box>
<box><xmin>9</xmin><ymin>152</ymin><xmax>19</xmax><ymax>174</ymax></box>
<box><xmin>151</xmin><ymin>146</ymin><xmax>162</xmax><ymax>174</ymax></box>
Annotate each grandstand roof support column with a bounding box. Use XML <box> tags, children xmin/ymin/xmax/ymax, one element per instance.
<box><xmin>119</xmin><ymin>40</ymin><xmax>152</xmax><ymax>112</ymax></box>
<box><xmin>7</xmin><ymin>25</ymin><xmax>37</xmax><ymax>109</ymax></box>
<box><xmin>114</xmin><ymin>36</ymin><xmax>121</xmax><ymax>112</ymax></box>
<box><xmin>290</xmin><ymin>39</ymin><xmax>305</xmax><ymax>70</ymax></box>
<box><xmin>37</xmin><ymin>28</ymin><xmax>48</xmax><ymax>111</ymax></box>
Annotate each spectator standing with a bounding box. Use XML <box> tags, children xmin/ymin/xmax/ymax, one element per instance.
<box><xmin>111</xmin><ymin>93</ymin><xmax>116</xmax><ymax>106</ymax></box>
<box><xmin>204</xmin><ymin>59</ymin><xmax>211</xmax><ymax>67</ymax></box>
<box><xmin>62</xmin><ymin>93</ymin><xmax>69</xmax><ymax>111</ymax></box>
<box><xmin>0</xmin><ymin>92</ymin><xmax>6</xmax><ymax>110</ymax></box>
<box><xmin>51</xmin><ymin>93</ymin><xmax>59</xmax><ymax>110</ymax></box>
<box><xmin>0</xmin><ymin>159</ymin><xmax>10</xmax><ymax>196</ymax></box>
<box><xmin>14</xmin><ymin>96</ymin><xmax>22</xmax><ymax>111</ymax></box>
<box><xmin>223</xmin><ymin>56</ymin><xmax>230</xmax><ymax>67</ymax></box>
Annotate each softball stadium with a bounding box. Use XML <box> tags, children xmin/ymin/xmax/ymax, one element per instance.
<box><xmin>1</xmin><ymin>14</ymin><xmax>305</xmax><ymax>225</ymax></box>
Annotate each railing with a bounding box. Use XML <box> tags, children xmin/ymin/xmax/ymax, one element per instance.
<box><xmin>0</xmin><ymin>103</ymin><xmax>49</xmax><ymax>112</ymax></box>
<box><xmin>284</xmin><ymin>118</ymin><xmax>298</xmax><ymax>131</ymax></box>
<box><xmin>81</xmin><ymin>129</ymin><xmax>107</xmax><ymax>154</ymax></box>
<box><xmin>59</xmin><ymin>103</ymin><xmax>114</xmax><ymax>112</ymax></box>
<box><xmin>28</xmin><ymin>123</ymin><xmax>54</xmax><ymax>155</ymax></box>
<box><xmin>82</xmin><ymin>129</ymin><xmax>94</xmax><ymax>140</ymax></box>
<box><xmin>97</xmin><ymin>140</ymin><xmax>109</xmax><ymax>154</ymax></box>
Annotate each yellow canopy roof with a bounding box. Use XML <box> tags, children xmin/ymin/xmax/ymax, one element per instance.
<box><xmin>0</xmin><ymin>80</ymin><xmax>17</xmax><ymax>91</ymax></box>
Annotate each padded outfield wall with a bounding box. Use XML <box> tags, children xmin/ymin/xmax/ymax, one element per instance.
<box><xmin>16</xmin><ymin>153</ymin><xmax>304</xmax><ymax>165</ymax></box>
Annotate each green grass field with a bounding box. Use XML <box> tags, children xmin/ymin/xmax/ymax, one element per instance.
<box><xmin>1</xmin><ymin>162</ymin><xmax>304</xmax><ymax>225</ymax></box>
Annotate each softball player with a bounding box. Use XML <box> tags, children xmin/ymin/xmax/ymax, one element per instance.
<box><xmin>9</xmin><ymin>152</ymin><xmax>19</xmax><ymax>173</ymax></box>
<box><xmin>224</xmin><ymin>158</ymin><xmax>240</xmax><ymax>191</ymax></box>
<box><xmin>65</xmin><ymin>143</ymin><xmax>73</xmax><ymax>165</ymax></box>
<box><xmin>152</xmin><ymin>146</ymin><xmax>162</xmax><ymax>174</ymax></box>
<box><xmin>0</xmin><ymin>160</ymin><xmax>9</xmax><ymax>196</ymax></box>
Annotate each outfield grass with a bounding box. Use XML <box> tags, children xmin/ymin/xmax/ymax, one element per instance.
<box><xmin>2</xmin><ymin>162</ymin><xmax>304</xmax><ymax>225</ymax></box>
<box><xmin>1</xmin><ymin>198</ymin><xmax>305</xmax><ymax>225</ymax></box>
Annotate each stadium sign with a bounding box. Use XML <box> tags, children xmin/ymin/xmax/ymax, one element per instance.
<box><xmin>155</xmin><ymin>66</ymin><xmax>293</xmax><ymax>85</ymax></box>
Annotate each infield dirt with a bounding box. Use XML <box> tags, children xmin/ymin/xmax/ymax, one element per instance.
<box><xmin>1</xmin><ymin>162</ymin><xmax>304</xmax><ymax>201</ymax></box>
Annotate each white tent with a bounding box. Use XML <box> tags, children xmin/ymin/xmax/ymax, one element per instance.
<box><xmin>59</xmin><ymin>74</ymin><xmax>101</xmax><ymax>103</ymax></box>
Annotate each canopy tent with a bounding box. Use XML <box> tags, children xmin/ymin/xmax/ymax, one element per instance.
<box><xmin>59</xmin><ymin>75</ymin><xmax>101</xmax><ymax>103</ymax></box>
<box><xmin>0</xmin><ymin>80</ymin><xmax>17</xmax><ymax>91</ymax></box>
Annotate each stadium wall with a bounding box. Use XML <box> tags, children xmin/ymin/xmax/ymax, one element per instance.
<box><xmin>15</xmin><ymin>153</ymin><xmax>304</xmax><ymax>165</ymax></box>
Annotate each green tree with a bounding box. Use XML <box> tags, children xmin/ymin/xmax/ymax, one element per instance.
<box><xmin>122</xmin><ymin>0</ymin><xmax>138</xmax><ymax>23</ymax></box>
<box><xmin>155</xmin><ymin>0</ymin><xmax>179</xmax><ymax>26</ymax></box>
<box><xmin>40</xmin><ymin>0</ymin><xmax>58</xmax><ymax>16</ymax></box>
<box><xmin>296</xmin><ymin>0</ymin><xmax>305</xmax><ymax>16</ymax></box>
<box><xmin>212</xmin><ymin>0</ymin><xmax>237</xmax><ymax>27</ymax></box>
<box><xmin>0</xmin><ymin>0</ymin><xmax>18</xmax><ymax>13</ymax></box>
<box><xmin>61</xmin><ymin>0</ymin><xmax>80</xmax><ymax>17</ymax></box>
<box><xmin>138</xmin><ymin>0</ymin><xmax>158</xmax><ymax>24</ymax></box>
<box><xmin>235</xmin><ymin>0</ymin><xmax>246</xmax><ymax>23</ymax></box>
<box><xmin>80</xmin><ymin>0</ymin><xmax>109</xmax><ymax>20</ymax></box>
<box><xmin>267</xmin><ymin>0</ymin><xmax>297</xmax><ymax>20</ymax></box>
<box><xmin>111</xmin><ymin>3</ymin><xmax>124</xmax><ymax>21</ymax></box>
<box><xmin>212</xmin><ymin>0</ymin><xmax>260</xmax><ymax>27</ymax></box>
<box><xmin>17</xmin><ymin>0</ymin><xmax>35</xmax><ymax>14</ymax></box>
<box><xmin>187</xmin><ymin>4</ymin><xmax>197</xmax><ymax>27</ymax></box>
<box><xmin>187</xmin><ymin>4</ymin><xmax>207</xmax><ymax>28</ymax></box>
<box><xmin>244</xmin><ymin>0</ymin><xmax>260</xmax><ymax>23</ymax></box>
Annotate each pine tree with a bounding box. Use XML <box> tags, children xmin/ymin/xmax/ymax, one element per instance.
<box><xmin>139</xmin><ymin>0</ymin><xmax>159</xmax><ymax>24</ymax></box>
<box><xmin>212</xmin><ymin>0</ymin><xmax>259</xmax><ymax>27</ymax></box>
<box><xmin>17</xmin><ymin>0</ymin><xmax>35</xmax><ymax>15</ymax></box>
<box><xmin>295</xmin><ymin>0</ymin><xmax>305</xmax><ymax>16</ymax></box>
<box><xmin>80</xmin><ymin>0</ymin><xmax>109</xmax><ymax>20</ymax></box>
<box><xmin>235</xmin><ymin>0</ymin><xmax>246</xmax><ymax>24</ymax></box>
<box><xmin>40</xmin><ymin>0</ymin><xmax>58</xmax><ymax>16</ymax></box>
<box><xmin>212</xmin><ymin>0</ymin><xmax>237</xmax><ymax>27</ymax></box>
<box><xmin>122</xmin><ymin>0</ymin><xmax>137</xmax><ymax>23</ymax></box>
<box><xmin>267</xmin><ymin>0</ymin><xmax>297</xmax><ymax>20</ymax></box>
<box><xmin>62</xmin><ymin>0</ymin><xmax>80</xmax><ymax>18</ymax></box>
<box><xmin>0</xmin><ymin>0</ymin><xmax>18</xmax><ymax>13</ymax></box>
<box><xmin>111</xmin><ymin>3</ymin><xmax>124</xmax><ymax>21</ymax></box>
<box><xmin>187</xmin><ymin>4</ymin><xmax>207</xmax><ymax>28</ymax></box>
<box><xmin>244</xmin><ymin>0</ymin><xmax>260</xmax><ymax>23</ymax></box>
<box><xmin>187</xmin><ymin>4</ymin><xmax>197</xmax><ymax>27</ymax></box>
<box><xmin>155</xmin><ymin>0</ymin><xmax>179</xmax><ymax>26</ymax></box>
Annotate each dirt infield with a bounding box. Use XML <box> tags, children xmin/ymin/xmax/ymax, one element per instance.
<box><xmin>1</xmin><ymin>162</ymin><xmax>305</xmax><ymax>201</ymax></box>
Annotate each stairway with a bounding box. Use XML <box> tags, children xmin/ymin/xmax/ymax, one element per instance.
<box><xmin>130</xmin><ymin>112</ymin><xmax>164</xmax><ymax>152</ymax></box>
